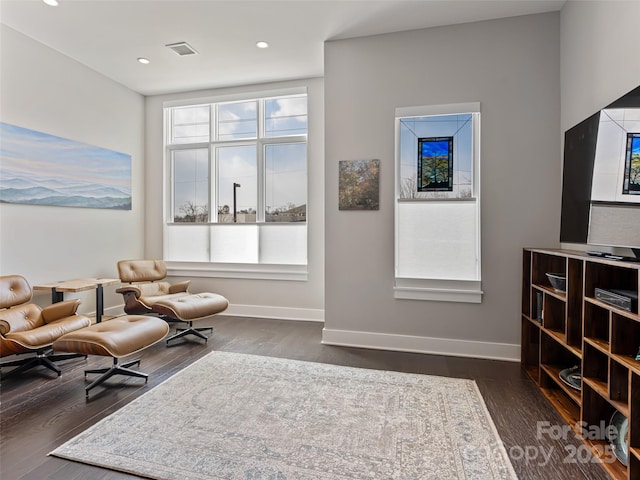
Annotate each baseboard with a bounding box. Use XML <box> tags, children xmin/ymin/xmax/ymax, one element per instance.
<box><xmin>94</xmin><ymin>304</ymin><xmax>323</xmax><ymax>323</ymax></box>
<box><xmin>321</xmin><ymin>328</ymin><xmax>520</xmax><ymax>362</ymax></box>
<box><xmin>103</xmin><ymin>305</ymin><xmax>125</xmax><ymax>317</ymax></box>
<box><xmin>224</xmin><ymin>304</ymin><xmax>324</xmax><ymax>323</ymax></box>
<box><xmin>99</xmin><ymin>306</ymin><xmax>516</xmax><ymax>360</ymax></box>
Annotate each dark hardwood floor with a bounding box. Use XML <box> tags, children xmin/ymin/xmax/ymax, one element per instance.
<box><xmin>1</xmin><ymin>316</ymin><xmax>609</xmax><ymax>479</ymax></box>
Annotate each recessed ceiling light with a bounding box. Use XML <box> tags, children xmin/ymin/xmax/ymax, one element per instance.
<box><xmin>137</xmin><ymin>57</ymin><xmax>150</xmax><ymax>64</ymax></box>
<box><xmin>43</xmin><ymin>0</ymin><xmax>59</xmax><ymax>6</ymax></box>
<box><xmin>256</xmin><ymin>41</ymin><xmax>269</xmax><ymax>49</ymax></box>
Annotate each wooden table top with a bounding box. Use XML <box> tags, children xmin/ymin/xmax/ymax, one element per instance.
<box><xmin>33</xmin><ymin>278</ymin><xmax>121</xmax><ymax>293</ymax></box>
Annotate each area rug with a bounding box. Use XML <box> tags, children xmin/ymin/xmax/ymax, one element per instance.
<box><xmin>51</xmin><ymin>351</ymin><xmax>517</xmax><ymax>480</ymax></box>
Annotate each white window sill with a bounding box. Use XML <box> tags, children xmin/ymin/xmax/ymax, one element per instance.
<box><xmin>166</xmin><ymin>261</ymin><xmax>308</xmax><ymax>281</ymax></box>
<box><xmin>394</xmin><ymin>278</ymin><xmax>483</xmax><ymax>303</ymax></box>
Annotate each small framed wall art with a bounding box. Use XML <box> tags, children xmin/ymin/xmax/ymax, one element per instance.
<box><xmin>338</xmin><ymin>159</ymin><xmax>380</xmax><ymax>210</ymax></box>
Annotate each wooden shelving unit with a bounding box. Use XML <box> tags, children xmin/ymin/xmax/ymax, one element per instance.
<box><xmin>522</xmin><ymin>248</ymin><xmax>640</xmax><ymax>479</ymax></box>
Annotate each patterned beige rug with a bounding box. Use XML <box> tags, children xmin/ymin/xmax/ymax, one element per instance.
<box><xmin>51</xmin><ymin>351</ymin><xmax>517</xmax><ymax>479</ymax></box>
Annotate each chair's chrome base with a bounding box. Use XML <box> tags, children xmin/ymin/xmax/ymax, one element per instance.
<box><xmin>0</xmin><ymin>350</ymin><xmax>87</xmax><ymax>379</ymax></box>
<box><xmin>85</xmin><ymin>358</ymin><xmax>147</xmax><ymax>397</ymax></box>
<box><xmin>166</xmin><ymin>321</ymin><xmax>213</xmax><ymax>345</ymax></box>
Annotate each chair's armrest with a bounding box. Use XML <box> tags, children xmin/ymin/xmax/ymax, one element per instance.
<box><xmin>0</xmin><ymin>319</ymin><xmax>10</xmax><ymax>336</ymax></box>
<box><xmin>116</xmin><ymin>285</ymin><xmax>142</xmax><ymax>298</ymax></box>
<box><xmin>169</xmin><ymin>281</ymin><xmax>190</xmax><ymax>294</ymax></box>
<box><xmin>41</xmin><ymin>299</ymin><xmax>81</xmax><ymax>323</ymax></box>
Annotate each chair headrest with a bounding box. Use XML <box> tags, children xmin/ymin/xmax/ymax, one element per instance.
<box><xmin>118</xmin><ymin>259</ymin><xmax>167</xmax><ymax>283</ymax></box>
<box><xmin>0</xmin><ymin>275</ymin><xmax>33</xmax><ymax>309</ymax></box>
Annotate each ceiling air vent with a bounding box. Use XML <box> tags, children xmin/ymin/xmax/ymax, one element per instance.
<box><xmin>165</xmin><ymin>42</ymin><xmax>198</xmax><ymax>56</ymax></box>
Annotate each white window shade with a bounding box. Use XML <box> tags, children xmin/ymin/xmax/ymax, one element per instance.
<box><xmin>164</xmin><ymin>224</ymin><xmax>306</xmax><ymax>266</ymax></box>
<box><xmin>396</xmin><ymin>201</ymin><xmax>479</xmax><ymax>280</ymax></box>
<box><xmin>259</xmin><ymin>224</ymin><xmax>307</xmax><ymax>265</ymax></box>
<box><xmin>210</xmin><ymin>225</ymin><xmax>259</xmax><ymax>263</ymax></box>
<box><xmin>165</xmin><ymin>224</ymin><xmax>210</xmax><ymax>262</ymax></box>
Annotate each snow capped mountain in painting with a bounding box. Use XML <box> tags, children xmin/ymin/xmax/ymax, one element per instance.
<box><xmin>0</xmin><ymin>122</ymin><xmax>132</xmax><ymax>210</ymax></box>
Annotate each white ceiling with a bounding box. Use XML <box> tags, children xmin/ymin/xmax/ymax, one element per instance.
<box><xmin>0</xmin><ymin>0</ymin><xmax>565</xmax><ymax>96</ymax></box>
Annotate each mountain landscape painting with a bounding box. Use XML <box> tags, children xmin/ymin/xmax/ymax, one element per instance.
<box><xmin>0</xmin><ymin>122</ymin><xmax>131</xmax><ymax>210</ymax></box>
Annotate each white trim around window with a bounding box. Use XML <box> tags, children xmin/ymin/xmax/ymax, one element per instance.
<box><xmin>394</xmin><ymin>102</ymin><xmax>482</xmax><ymax>303</ymax></box>
<box><xmin>166</xmin><ymin>261</ymin><xmax>308</xmax><ymax>281</ymax></box>
<box><xmin>394</xmin><ymin>278</ymin><xmax>483</xmax><ymax>303</ymax></box>
<box><xmin>162</xmin><ymin>88</ymin><xmax>309</xmax><ymax>281</ymax></box>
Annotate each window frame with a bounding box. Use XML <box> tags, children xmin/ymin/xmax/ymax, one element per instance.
<box><xmin>394</xmin><ymin>102</ymin><xmax>482</xmax><ymax>303</ymax></box>
<box><xmin>162</xmin><ymin>88</ymin><xmax>309</xmax><ymax>280</ymax></box>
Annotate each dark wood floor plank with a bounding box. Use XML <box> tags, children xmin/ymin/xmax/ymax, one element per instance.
<box><xmin>1</xmin><ymin>316</ymin><xmax>609</xmax><ymax>479</ymax></box>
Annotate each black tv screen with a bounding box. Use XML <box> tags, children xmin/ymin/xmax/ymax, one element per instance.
<box><xmin>559</xmin><ymin>112</ymin><xmax>600</xmax><ymax>244</ymax></box>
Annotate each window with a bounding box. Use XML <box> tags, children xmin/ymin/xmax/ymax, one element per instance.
<box><xmin>265</xmin><ymin>143</ymin><xmax>307</xmax><ymax>221</ymax></box>
<box><xmin>172</xmin><ymin>148</ymin><xmax>209</xmax><ymax>222</ymax></box>
<box><xmin>164</xmin><ymin>91</ymin><xmax>308</xmax><ymax>276</ymax></box>
<box><xmin>171</xmin><ymin>105</ymin><xmax>210</xmax><ymax>144</ymax></box>
<box><xmin>394</xmin><ymin>103</ymin><xmax>482</xmax><ymax>302</ymax></box>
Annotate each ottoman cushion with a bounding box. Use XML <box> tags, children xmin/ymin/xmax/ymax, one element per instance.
<box><xmin>52</xmin><ymin>315</ymin><xmax>169</xmax><ymax>358</ymax></box>
<box><xmin>152</xmin><ymin>293</ymin><xmax>228</xmax><ymax>321</ymax></box>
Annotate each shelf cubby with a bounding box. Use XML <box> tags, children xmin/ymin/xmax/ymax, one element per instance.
<box><xmin>582</xmin><ymin>383</ymin><xmax>620</xmax><ymax>453</ymax></box>
<box><xmin>541</xmin><ymin>330</ymin><xmax>580</xmax><ymax>370</ymax></box>
<box><xmin>531</xmin><ymin>251</ymin><xmax>567</xmax><ymax>290</ymax></box>
<box><xmin>582</xmin><ymin>381</ymin><xmax>619</xmax><ymax>438</ymax></box>
<box><xmin>609</xmin><ymin>359</ymin><xmax>630</xmax><ymax>416</ymax></box>
<box><xmin>584</xmin><ymin>301</ymin><xmax>611</xmax><ymax>351</ymax></box>
<box><xmin>539</xmin><ymin>367</ymin><xmax>581</xmax><ymax>426</ymax></box>
<box><xmin>583</xmin><ymin>341</ymin><xmax>609</xmax><ymax>388</ymax></box>
<box><xmin>631</xmin><ymin>373</ymin><xmax>640</xmax><ymax>451</ymax></box>
<box><xmin>611</xmin><ymin>313</ymin><xmax>640</xmax><ymax>374</ymax></box>
<box><xmin>541</xmin><ymin>363</ymin><xmax>581</xmax><ymax>405</ymax></box>
<box><xmin>584</xmin><ymin>262</ymin><xmax>639</xmax><ymax>315</ymax></box>
<box><xmin>540</xmin><ymin>329</ymin><xmax>582</xmax><ymax>410</ymax></box>
<box><xmin>543</xmin><ymin>294</ymin><xmax>567</xmax><ymax>334</ymax></box>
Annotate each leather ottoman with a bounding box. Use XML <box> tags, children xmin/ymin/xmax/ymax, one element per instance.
<box><xmin>53</xmin><ymin>315</ymin><xmax>169</xmax><ymax>397</ymax></box>
<box><xmin>152</xmin><ymin>292</ymin><xmax>228</xmax><ymax>345</ymax></box>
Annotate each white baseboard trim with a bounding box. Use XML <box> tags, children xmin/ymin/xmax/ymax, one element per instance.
<box><xmin>224</xmin><ymin>304</ymin><xmax>324</xmax><ymax>323</ymax></box>
<box><xmin>321</xmin><ymin>328</ymin><xmax>520</xmax><ymax>362</ymax></box>
<box><xmin>103</xmin><ymin>305</ymin><xmax>125</xmax><ymax>316</ymax></box>
<box><xmin>93</xmin><ymin>304</ymin><xmax>323</xmax><ymax>323</ymax></box>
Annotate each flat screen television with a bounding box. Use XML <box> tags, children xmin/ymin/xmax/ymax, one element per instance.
<box><xmin>559</xmin><ymin>85</ymin><xmax>640</xmax><ymax>259</ymax></box>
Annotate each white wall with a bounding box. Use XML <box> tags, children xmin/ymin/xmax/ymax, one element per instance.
<box><xmin>558</xmin><ymin>1</ymin><xmax>640</xmax><ymax>255</ymax></box>
<box><xmin>144</xmin><ymin>78</ymin><xmax>325</xmax><ymax>320</ymax></box>
<box><xmin>323</xmin><ymin>13</ymin><xmax>561</xmax><ymax>360</ymax></box>
<box><xmin>560</xmin><ymin>1</ymin><xmax>640</xmax><ymax>133</ymax></box>
<box><xmin>0</xmin><ymin>25</ymin><xmax>145</xmax><ymax>314</ymax></box>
